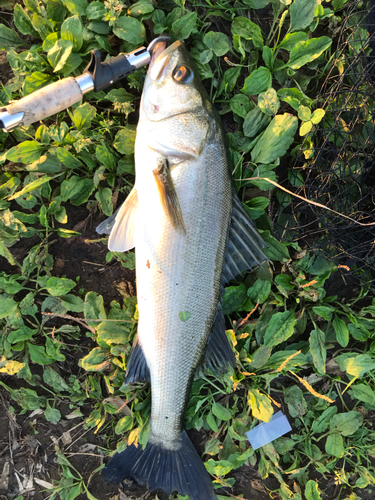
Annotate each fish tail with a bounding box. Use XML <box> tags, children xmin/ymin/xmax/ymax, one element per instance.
<box><xmin>103</xmin><ymin>431</ymin><xmax>216</xmax><ymax>500</ymax></box>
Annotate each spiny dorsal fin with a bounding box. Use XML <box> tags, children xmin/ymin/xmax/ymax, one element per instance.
<box><xmin>222</xmin><ymin>192</ymin><xmax>268</xmax><ymax>285</ymax></box>
<box><xmin>97</xmin><ymin>187</ymin><xmax>138</xmax><ymax>252</ymax></box>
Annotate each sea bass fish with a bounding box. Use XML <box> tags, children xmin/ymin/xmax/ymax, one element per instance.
<box><xmin>97</xmin><ymin>39</ymin><xmax>267</xmax><ymax>500</ymax></box>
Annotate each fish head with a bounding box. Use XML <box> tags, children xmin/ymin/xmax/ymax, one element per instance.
<box><xmin>142</xmin><ymin>40</ymin><xmax>211</xmax><ymax>123</ymax></box>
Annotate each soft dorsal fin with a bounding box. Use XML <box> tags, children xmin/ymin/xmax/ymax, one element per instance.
<box><xmin>200</xmin><ymin>303</ymin><xmax>235</xmax><ymax>376</ymax></box>
<box><xmin>125</xmin><ymin>336</ymin><xmax>150</xmax><ymax>384</ymax></box>
<box><xmin>96</xmin><ymin>187</ymin><xmax>138</xmax><ymax>252</ymax></box>
<box><xmin>222</xmin><ymin>192</ymin><xmax>267</xmax><ymax>285</ymax></box>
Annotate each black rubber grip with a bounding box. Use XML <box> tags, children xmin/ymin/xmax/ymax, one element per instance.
<box><xmin>84</xmin><ymin>50</ymin><xmax>137</xmax><ymax>92</ymax></box>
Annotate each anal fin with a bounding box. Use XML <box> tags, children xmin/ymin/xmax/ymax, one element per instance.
<box><xmin>222</xmin><ymin>191</ymin><xmax>268</xmax><ymax>284</ymax></box>
<box><xmin>125</xmin><ymin>336</ymin><xmax>150</xmax><ymax>384</ymax></box>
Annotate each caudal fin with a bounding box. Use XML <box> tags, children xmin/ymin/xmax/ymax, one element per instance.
<box><xmin>103</xmin><ymin>431</ymin><xmax>216</xmax><ymax>500</ymax></box>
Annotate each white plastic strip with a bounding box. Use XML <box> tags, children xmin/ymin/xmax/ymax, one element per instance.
<box><xmin>246</xmin><ymin>411</ymin><xmax>292</xmax><ymax>450</ymax></box>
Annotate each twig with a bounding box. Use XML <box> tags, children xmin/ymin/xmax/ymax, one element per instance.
<box><xmin>236</xmin><ymin>300</ymin><xmax>259</xmax><ymax>330</ymax></box>
<box><xmin>236</xmin><ymin>176</ymin><xmax>375</xmax><ymax>227</ymax></box>
<box><xmin>41</xmin><ymin>312</ymin><xmax>96</xmax><ymax>334</ymax></box>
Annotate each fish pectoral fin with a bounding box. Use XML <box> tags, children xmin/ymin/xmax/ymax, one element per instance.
<box><xmin>222</xmin><ymin>191</ymin><xmax>268</xmax><ymax>285</ymax></box>
<box><xmin>103</xmin><ymin>187</ymin><xmax>138</xmax><ymax>252</ymax></box>
<box><xmin>153</xmin><ymin>159</ymin><xmax>186</xmax><ymax>234</ymax></box>
<box><xmin>198</xmin><ymin>303</ymin><xmax>236</xmax><ymax>377</ymax></box>
<box><xmin>125</xmin><ymin>335</ymin><xmax>150</xmax><ymax>384</ymax></box>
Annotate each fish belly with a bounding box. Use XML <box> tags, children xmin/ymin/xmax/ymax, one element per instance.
<box><xmin>135</xmin><ymin>139</ymin><xmax>232</xmax><ymax>447</ymax></box>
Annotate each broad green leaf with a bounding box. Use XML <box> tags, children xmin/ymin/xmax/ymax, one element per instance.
<box><xmin>247</xmin><ymin>279</ymin><xmax>271</xmax><ymax>304</ymax></box>
<box><xmin>61</xmin><ymin>52</ymin><xmax>82</xmax><ymax>76</ymax></box>
<box><xmin>46</xmin><ymin>277</ymin><xmax>76</xmax><ymax>296</ymax></box>
<box><xmin>309</xmin><ymin>328</ymin><xmax>326</xmax><ymax>374</ymax></box>
<box><xmin>28</xmin><ymin>343</ymin><xmax>54</xmax><ymax>365</ymax></box>
<box><xmin>87</xmin><ymin>21</ymin><xmax>110</xmax><ymax>34</ymax></box>
<box><xmin>290</xmin><ymin>0</ymin><xmax>318</xmax><ymax>32</ymax></box>
<box><xmin>8</xmin><ymin>175</ymin><xmax>53</xmax><ymax>200</ymax></box>
<box><xmin>265</xmin><ymin>350</ymin><xmax>306</xmax><ymax>371</ymax></box>
<box><xmin>8</xmin><ymin>326</ymin><xmax>36</xmax><ymax>343</ymax></box>
<box><xmin>230</xmin><ymin>94</ymin><xmax>252</xmax><ymax>118</ymax></box>
<box><xmin>311</xmin><ymin>406</ymin><xmax>337</xmax><ymax>434</ymax></box>
<box><xmin>248</xmin><ymin>389</ymin><xmax>273</xmax><ymax>422</ymax></box>
<box><xmin>348</xmin><ymin>322</ymin><xmax>370</xmax><ymax>341</ymax></box>
<box><xmin>61</xmin><ymin>0</ymin><xmax>88</xmax><ymax>16</ymax></box>
<box><xmin>204</xmin><ymin>31</ymin><xmax>231</xmax><ymax>57</ymax></box>
<box><xmin>97</xmin><ymin>321</ymin><xmax>129</xmax><ymax>345</ymax></box>
<box><xmin>312</xmin><ymin>306</ymin><xmax>334</xmax><ymax>321</ymax></box>
<box><xmin>0</xmin><ymin>241</ymin><xmax>17</xmax><ymax>266</ymax></box>
<box><xmin>84</xmin><ymin>291</ymin><xmax>106</xmax><ymax>327</ymax></box>
<box><xmin>298</xmin><ymin>105</ymin><xmax>311</xmax><ymax>121</ymax></box>
<box><xmin>232</xmin><ymin>16</ymin><xmax>263</xmax><ymax>48</ymax></box>
<box><xmin>113</xmin><ymin>16</ymin><xmax>146</xmax><ymax>44</ymax></box>
<box><xmin>251</xmin><ymin>114</ymin><xmax>298</xmax><ymax>164</ymax></box>
<box><xmin>247</xmin><ymin>344</ymin><xmax>272</xmax><ymax>370</ymax></box>
<box><xmin>43</xmin><ymin>366</ymin><xmax>70</xmax><ymax>392</ymax></box>
<box><xmin>45</xmin><ymin>403</ymin><xmax>61</xmax><ymax>424</ymax></box>
<box><xmin>284</xmin><ymin>385</ymin><xmax>306</xmax><ymax>418</ymax></box>
<box><xmin>330</xmin><ymin>411</ymin><xmax>363</xmax><ymax>436</ymax></box>
<box><xmin>23</xmin><ymin>71</ymin><xmax>53</xmax><ymax>96</ymax></box>
<box><xmin>128</xmin><ymin>1</ymin><xmax>154</xmax><ymax>16</ymax></box>
<box><xmin>114</xmin><ymin>125</ymin><xmax>136</xmax><ymax>155</ymax></box>
<box><xmin>242</xmin><ymin>67</ymin><xmax>272</xmax><ymax>96</ymax></box>
<box><xmin>335</xmin><ymin>353</ymin><xmax>375</xmax><ymax>378</ymax></box>
<box><xmin>222</xmin><ymin>284</ymin><xmax>247</xmax><ymax>315</ymax></box>
<box><xmin>285</xmin><ymin>37</ymin><xmax>332</xmax><ymax>70</ymax></box>
<box><xmin>260</xmin><ymin>231</ymin><xmax>290</xmax><ymax>262</ymax></box>
<box><xmin>0</xmin><ymin>360</ymin><xmax>25</xmax><ymax>375</ymax></box>
<box><xmin>7</xmin><ymin>141</ymin><xmax>44</xmax><ymax>164</ymax></box>
<box><xmin>171</xmin><ymin>11</ymin><xmax>197</xmax><ymax>40</ymax></box>
<box><xmin>56</xmin><ymin>147</ymin><xmax>84</xmax><ymax>169</ymax></box>
<box><xmin>333</xmin><ymin>315</ymin><xmax>349</xmax><ymax>347</ymax></box>
<box><xmin>243</xmin><ymin>106</ymin><xmax>271</xmax><ymax>138</ymax></box>
<box><xmin>79</xmin><ymin>347</ymin><xmax>110</xmax><ymax>371</ymax></box>
<box><xmin>217</xmin><ymin>67</ymin><xmax>241</xmax><ymax>97</ymax></box>
<box><xmin>95</xmin><ymin>187</ymin><xmax>113</xmax><ymax>216</ymax></box>
<box><xmin>212</xmin><ymin>402</ymin><xmax>232</xmax><ymax>421</ymax></box>
<box><xmin>277</xmin><ymin>87</ymin><xmax>312</xmax><ymax>111</ymax></box>
<box><xmin>60</xmin><ymin>294</ymin><xmax>84</xmax><ymax>313</ymax></box>
<box><xmin>86</xmin><ymin>0</ymin><xmax>105</xmax><ymax>19</ymax></box>
<box><xmin>278</xmin><ymin>32</ymin><xmax>308</xmax><ymax>50</ymax></box>
<box><xmin>72</xmin><ymin>102</ymin><xmax>96</xmax><ymax>130</ymax></box>
<box><xmin>207</xmin><ymin>411</ymin><xmax>219</xmax><ymax>432</ymax></box>
<box><xmin>348</xmin><ymin>384</ymin><xmax>375</xmax><ymax>405</ymax></box>
<box><xmin>262</xmin><ymin>45</ymin><xmax>273</xmax><ymax>71</ymax></box>
<box><xmin>115</xmin><ymin>416</ymin><xmax>133</xmax><ymax>434</ymax></box>
<box><xmin>258</xmin><ymin>88</ymin><xmax>280</xmax><ymax>116</ymax></box>
<box><xmin>179</xmin><ymin>311</ymin><xmax>190</xmax><ymax>322</ymax></box>
<box><xmin>61</xmin><ymin>15</ymin><xmax>83</xmax><ymax>52</ymax></box>
<box><xmin>47</xmin><ymin>39</ymin><xmax>74</xmax><ymax>72</ymax></box>
<box><xmin>264</xmin><ymin>310</ymin><xmax>296</xmax><ymax>347</ymax></box>
<box><xmin>0</xmin><ymin>24</ymin><xmax>24</xmax><ymax>50</ymax></box>
<box><xmin>305</xmin><ymin>480</ymin><xmax>321</xmax><ymax>500</ymax></box>
<box><xmin>14</xmin><ymin>5</ymin><xmax>39</xmax><ymax>37</ymax></box>
<box><xmin>325</xmin><ymin>434</ymin><xmax>344</xmax><ymax>458</ymax></box>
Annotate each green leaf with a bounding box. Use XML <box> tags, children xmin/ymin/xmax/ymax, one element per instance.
<box><xmin>95</xmin><ymin>187</ymin><xmax>113</xmax><ymax>216</ymax></box>
<box><xmin>45</xmin><ymin>402</ymin><xmax>61</xmax><ymax>424</ymax></box>
<box><xmin>115</xmin><ymin>416</ymin><xmax>133</xmax><ymax>434</ymax></box>
<box><xmin>8</xmin><ymin>326</ymin><xmax>36</xmax><ymax>343</ymax></box>
<box><xmin>251</xmin><ymin>114</ymin><xmax>298</xmax><ymax>164</ymax></box>
<box><xmin>232</xmin><ymin>16</ymin><xmax>263</xmax><ymax>48</ymax></box>
<box><xmin>348</xmin><ymin>384</ymin><xmax>375</xmax><ymax>405</ymax></box>
<box><xmin>46</xmin><ymin>277</ymin><xmax>76</xmax><ymax>296</ymax></box>
<box><xmin>7</xmin><ymin>141</ymin><xmax>44</xmax><ymax>164</ymax></box>
<box><xmin>84</xmin><ymin>291</ymin><xmax>106</xmax><ymax>327</ymax></box>
<box><xmin>262</xmin><ymin>45</ymin><xmax>273</xmax><ymax>71</ymax></box>
<box><xmin>79</xmin><ymin>347</ymin><xmax>110</xmax><ymax>371</ymax></box>
<box><xmin>290</xmin><ymin>0</ymin><xmax>318</xmax><ymax>32</ymax></box>
<box><xmin>333</xmin><ymin>315</ymin><xmax>349</xmax><ymax>347</ymax></box>
<box><xmin>248</xmin><ymin>389</ymin><xmax>273</xmax><ymax>422</ymax></box>
<box><xmin>309</xmin><ymin>328</ymin><xmax>326</xmax><ymax>374</ymax></box>
<box><xmin>23</xmin><ymin>71</ymin><xmax>53</xmax><ymax>96</ymax></box>
<box><xmin>247</xmin><ymin>279</ymin><xmax>271</xmax><ymax>304</ymax></box>
<box><xmin>277</xmin><ymin>87</ymin><xmax>312</xmax><ymax>111</ymax></box>
<box><xmin>258</xmin><ymin>88</ymin><xmax>280</xmax><ymax>116</ymax></box>
<box><xmin>305</xmin><ymin>480</ymin><xmax>321</xmax><ymax>500</ymax></box>
<box><xmin>128</xmin><ymin>1</ymin><xmax>154</xmax><ymax>16</ymax></box>
<box><xmin>312</xmin><ymin>306</ymin><xmax>334</xmax><ymax>321</ymax></box>
<box><xmin>28</xmin><ymin>343</ymin><xmax>54</xmax><ymax>365</ymax></box>
<box><xmin>0</xmin><ymin>24</ymin><xmax>24</xmax><ymax>50</ymax></box>
<box><xmin>8</xmin><ymin>175</ymin><xmax>53</xmax><ymax>200</ymax></box>
<box><xmin>0</xmin><ymin>297</ymin><xmax>17</xmax><ymax>319</ymax></box>
<box><xmin>330</xmin><ymin>411</ymin><xmax>363</xmax><ymax>436</ymax></box>
<box><xmin>61</xmin><ymin>0</ymin><xmax>88</xmax><ymax>16</ymax></box>
<box><xmin>47</xmin><ymin>39</ymin><xmax>74</xmax><ymax>72</ymax></box>
<box><xmin>311</xmin><ymin>406</ymin><xmax>337</xmax><ymax>434</ymax></box>
<box><xmin>114</xmin><ymin>125</ymin><xmax>136</xmax><ymax>155</ymax></box>
<box><xmin>207</xmin><ymin>411</ymin><xmax>219</xmax><ymax>432</ymax></box>
<box><xmin>335</xmin><ymin>353</ymin><xmax>375</xmax><ymax>378</ymax></box>
<box><xmin>113</xmin><ymin>16</ymin><xmax>146</xmax><ymax>44</ymax></box>
<box><xmin>243</xmin><ymin>106</ymin><xmax>271</xmax><ymax>138</ymax></box>
<box><xmin>222</xmin><ymin>284</ymin><xmax>247</xmax><ymax>315</ymax></box>
<box><xmin>204</xmin><ymin>31</ymin><xmax>231</xmax><ymax>57</ymax></box>
<box><xmin>285</xmin><ymin>37</ymin><xmax>332</xmax><ymax>70</ymax></box>
<box><xmin>264</xmin><ymin>310</ymin><xmax>296</xmax><ymax>347</ymax></box>
<box><xmin>217</xmin><ymin>67</ymin><xmax>241</xmax><ymax>97</ymax></box>
<box><xmin>14</xmin><ymin>5</ymin><xmax>39</xmax><ymax>37</ymax></box>
<box><xmin>86</xmin><ymin>0</ymin><xmax>105</xmax><ymax>19</ymax></box>
<box><xmin>60</xmin><ymin>294</ymin><xmax>84</xmax><ymax>313</ymax></box>
<box><xmin>325</xmin><ymin>434</ymin><xmax>344</xmax><ymax>458</ymax></box>
<box><xmin>43</xmin><ymin>366</ymin><xmax>70</xmax><ymax>392</ymax></box>
<box><xmin>97</xmin><ymin>321</ymin><xmax>129</xmax><ymax>345</ymax></box>
<box><xmin>260</xmin><ymin>231</ymin><xmax>290</xmax><ymax>262</ymax></box>
<box><xmin>212</xmin><ymin>402</ymin><xmax>232</xmax><ymax>421</ymax></box>
<box><xmin>278</xmin><ymin>32</ymin><xmax>308</xmax><ymax>50</ymax></box>
<box><xmin>247</xmin><ymin>344</ymin><xmax>272</xmax><ymax>370</ymax></box>
<box><xmin>0</xmin><ymin>241</ymin><xmax>17</xmax><ymax>266</ymax></box>
<box><xmin>61</xmin><ymin>15</ymin><xmax>83</xmax><ymax>52</ymax></box>
<box><xmin>72</xmin><ymin>102</ymin><xmax>96</xmax><ymax>130</ymax></box>
<box><xmin>298</xmin><ymin>105</ymin><xmax>311</xmax><ymax>121</ymax></box>
<box><xmin>171</xmin><ymin>11</ymin><xmax>197</xmax><ymax>40</ymax></box>
<box><xmin>348</xmin><ymin>322</ymin><xmax>370</xmax><ymax>341</ymax></box>
<box><xmin>242</xmin><ymin>67</ymin><xmax>272</xmax><ymax>96</ymax></box>
<box><xmin>230</xmin><ymin>94</ymin><xmax>252</xmax><ymax>118</ymax></box>
<box><xmin>179</xmin><ymin>311</ymin><xmax>190</xmax><ymax>322</ymax></box>
<box><xmin>56</xmin><ymin>147</ymin><xmax>84</xmax><ymax>169</ymax></box>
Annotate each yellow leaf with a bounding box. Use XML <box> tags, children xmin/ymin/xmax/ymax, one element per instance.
<box><xmin>248</xmin><ymin>389</ymin><xmax>273</xmax><ymax>422</ymax></box>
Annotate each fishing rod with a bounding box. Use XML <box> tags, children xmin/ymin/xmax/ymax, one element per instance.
<box><xmin>0</xmin><ymin>35</ymin><xmax>170</xmax><ymax>133</ymax></box>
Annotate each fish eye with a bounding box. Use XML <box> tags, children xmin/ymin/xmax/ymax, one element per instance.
<box><xmin>173</xmin><ymin>66</ymin><xmax>193</xmax><ymax>84</ymax></box>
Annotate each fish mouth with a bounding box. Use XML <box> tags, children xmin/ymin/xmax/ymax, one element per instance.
<box><xmin>148</xmin><ymin>40</ymin><xmax>183</xmax><ymax>82</ymax></box>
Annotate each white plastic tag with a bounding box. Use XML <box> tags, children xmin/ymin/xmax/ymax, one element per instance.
<box><xmin>246</xmin><ymin>411</ymin><xmax>292</xmax><ymax>450</ymax></box>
